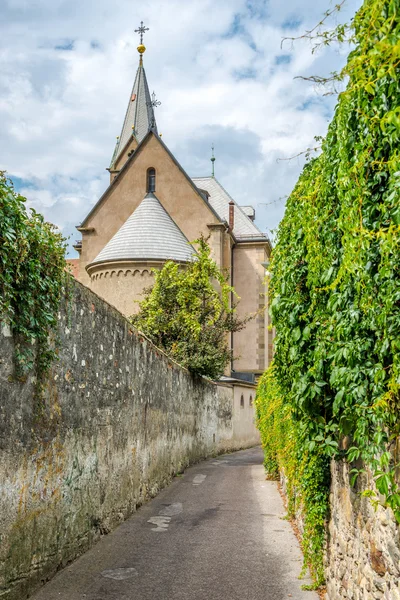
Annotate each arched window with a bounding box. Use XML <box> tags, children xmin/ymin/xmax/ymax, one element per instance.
<box><xmin>249</xmin><ymin>395</ymin><xmax>253</xmax><ymax>407</ymax></box>
<box><xmin>240</xmin><ymin>394</ymin><xmax>244</xmax><ymax>408</ymax></box>
<box><xmin>147</xmin><ymin>168</ymin><xmax>156</xmax><ymax>193</ymax></box>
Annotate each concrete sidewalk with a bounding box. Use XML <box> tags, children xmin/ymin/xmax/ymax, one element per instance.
<box><xmin>32</xmin><ymin>447</ymin><xmax>318</xmax><ymax>600</ymax></box>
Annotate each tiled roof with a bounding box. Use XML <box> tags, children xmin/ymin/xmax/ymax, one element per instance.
<box><xmin>90</xmin><ymin>193</ymin><xmax>194</xmax><ymax>265</ymax></box>
<box><xmin>191</xmin><ymin>177</ymin><xmax>265</xmax><ymax>239</ymax></box>
<box><xmin>111</xmin><ymin>58</ymin><xmax>156</xmax><ymax>167</ymax></box>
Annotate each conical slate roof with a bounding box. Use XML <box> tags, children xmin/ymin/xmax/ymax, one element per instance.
<box><xmin>111</xmin><ymin>57</ymin><xmax>157</xmax><ymax>167</ymax></box>
<box><xmin>91</xmin><ymin>193</ymin><xmax>194</xmax><ymax>265</ymax></box>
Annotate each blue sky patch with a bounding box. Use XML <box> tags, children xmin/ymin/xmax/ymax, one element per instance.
<box><xmin>298</xmin><ymin>99</ymin><xmax>322</xmax><ymax>111</ymax></box>
<box><xmin>233</xmin><ymin>67</ymin><xmax>257</xmax><ymax>80</ymax></box>
<box><xmin>281</xmin><ymin>17</ymin><xmax>302</xmax><ymax>30</ymax></box>
<box><xmin>275</xmin><ymin>55</ymin><xmax>292</xmax><ymax>65</ymax></box>
<box><xmin>245</xmin><ymin>0</ymin><xmax>268</xmax><ymax>20</ymax></box>
<box><xmin>224</xmin><ymin>13</ymin><xmax>244</xmax><ymax>39</ymax></box>
<box><xmin>10</xmin><ymin>176</ymin><xmax>36</xmax><ymax>192</ymax></box>
<box><xmin>223</xmin><ymin>12</ymin><xmax>257</xmax><ymax>51</ymax></box>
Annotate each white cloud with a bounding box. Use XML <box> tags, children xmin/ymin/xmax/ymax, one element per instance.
<box><xmin>0</xmin><ymin>0</ymin><xmax>363</xmax><ymax>253</ymax></box>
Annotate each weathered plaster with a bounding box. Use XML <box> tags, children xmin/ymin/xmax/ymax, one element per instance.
<box><xmin>87</xmin><ymin>261</ymin><xmax>160</xmax><ymax>316</ymax></box>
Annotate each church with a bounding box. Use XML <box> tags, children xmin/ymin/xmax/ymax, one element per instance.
<box><xmin>71</xmin><ymin>24</ymin><xmax>272</xmax><ymax>382</ymax></box>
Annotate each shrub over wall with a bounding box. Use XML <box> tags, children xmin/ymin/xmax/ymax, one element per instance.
<box><xmin>131</xmin><ymin>236</ymin><xmax>246</xmax><ymax>379</ymax></box>
<box><xmin>257</xmin><ymin>0</ymin><xmax>400</xmax><ymax>586</ymax></box>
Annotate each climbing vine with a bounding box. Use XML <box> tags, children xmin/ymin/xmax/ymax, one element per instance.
<box><xmin>262</xmin><ymin>0</ymin><xmax>400</xmax><ymax>545</ymax></box>
<box><xmin>256</xmin><ymin>368</ymin><xmax>330</xmax><ymax>588</ymax></box>
<box><xmin>0</xmin><ymin>172</ymin><xmax>67</xmax><ymax>378</ymax></box>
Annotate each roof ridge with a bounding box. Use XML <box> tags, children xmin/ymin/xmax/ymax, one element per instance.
<box><xmin>192</xmin><ymin>176</ymin><xmax>265</xmax><ymax>237</ymax></box>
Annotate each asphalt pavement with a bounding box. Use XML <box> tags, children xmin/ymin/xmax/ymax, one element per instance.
<box><xmin>32</xmin><ymin>447</ymin><xmax>318</xmax><ymax>600</ymax></box>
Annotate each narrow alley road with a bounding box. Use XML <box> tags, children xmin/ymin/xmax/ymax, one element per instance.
<box><xmin>32</xmin><ymin>448</ymin><xmax>318</xmax><ymax>600</ymax></box>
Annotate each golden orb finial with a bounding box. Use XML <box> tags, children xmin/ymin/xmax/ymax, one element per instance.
<box><xmin>137</xmin><ymin>44</ymin><xmax>146</xmax><ymax>54</ymax></box>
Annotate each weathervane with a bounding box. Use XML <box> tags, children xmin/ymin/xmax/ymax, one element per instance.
<box><xmin>135</xmin><ymin>21</ymin><xmax>149</xmax><ymax>45</ymax></box>
<box><xmin>211</xmin><ymin>144</ymin><xmax>216</xmax><ymax>177</ymax></box>
<box><xmin>147</xmin><ymin>91</ymin><xmax>161</xmax><ymax>129</ymax></box>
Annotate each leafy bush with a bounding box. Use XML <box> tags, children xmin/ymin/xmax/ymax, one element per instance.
<box><xmin>131</xmin><ymin>236</ymin><xmax>246</xmax><ymax>379</ymax></box>
<box><xmin>0</xmin><ymin>172</ymin><xmax>67</xmax><ymax>376</ymax></box>
<box><xmin>267</xmin><ymin>0</ymin><xmax>400</xmax><ymax>521</ymax></box>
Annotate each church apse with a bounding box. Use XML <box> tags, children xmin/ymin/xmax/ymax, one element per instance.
<box><xmin>85</xmin><ymin>191</ymin><xmax>195</xmax><ymax>317</ymax></box>
<box><xmin>88</xmin><ymin>263</ymin><xmax>157</xmax><ymax>317</ymax></box>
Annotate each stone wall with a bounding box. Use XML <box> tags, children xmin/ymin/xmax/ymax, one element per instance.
<box><xmin>277</xmin><ymin>455</ymin><xmax>400</xmax><ymax>598</ymax></box>
<box><xmin>325</xmin><ymin>459</ymin><xmax>400</xmax><ymax>600</ymax></box>
<box><xmin>0</xmin><ymin>280</ymin><xmax>258</xmax><ymax>600</ymax></box>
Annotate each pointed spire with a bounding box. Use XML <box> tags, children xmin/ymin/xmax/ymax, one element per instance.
<box><xmin>110</xmin><ymin>22</ymin><xmax>158</xmax><ymax>167</ymax></box>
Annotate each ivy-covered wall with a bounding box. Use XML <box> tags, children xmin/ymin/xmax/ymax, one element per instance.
<box><xmin>0</xmin><ymin>279</ymin><xmax>258</xmax><ymax>600</ymax></box>
<box><xmin>269</xmin><ymin>0</ymin><xmax>400</xmax><ymax>517</ymax></box>
<box><xmin>256</xmin><ymin>0</ymin><xmax>400</xmax><ymax>595</ymax></box>
<box><xmin>256</xmin><ymin>371</ymin><xmax>400</xmax><ymax>598</ymax></box>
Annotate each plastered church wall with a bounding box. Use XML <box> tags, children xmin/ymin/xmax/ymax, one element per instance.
<box><xmin>88</xmin><ymin>262</ymin><xmax>161</xmax><ymax>317</ymax></box>
<box><xmin>232</xmin><ymin>243</ymin><xmax>269</xmax><ymax>375</ymax></box>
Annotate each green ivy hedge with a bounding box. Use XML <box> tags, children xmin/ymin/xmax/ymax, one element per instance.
<box><xmin>0</xmin><ymin>172</ymin><xmax>67</xmax><ymax>377</ymax></box>
<box><xmin>257</xmin><ymin>0</ymin><xmax>400</xmax><ymax>584</ymax></box>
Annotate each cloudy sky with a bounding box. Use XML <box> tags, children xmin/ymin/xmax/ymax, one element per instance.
<box><xmin>1</xmin><ymin>0</ymin><xmax>362</xmax><ymax>255</ymax></box>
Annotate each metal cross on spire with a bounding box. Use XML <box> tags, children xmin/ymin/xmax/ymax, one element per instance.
<box><xmin>135</xmin><ymin>21</ymin><xmax>149</xmax><ymax>44</ymax></box>
<box><xmin>147</xmin><ymin>91</ymin><xmax>161</xmax><ymax>129</ymax></box>
<box><xmin>148</xmin><ymin>91</ymin><xmax>161</xmax><ymax>109</ymax></box>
